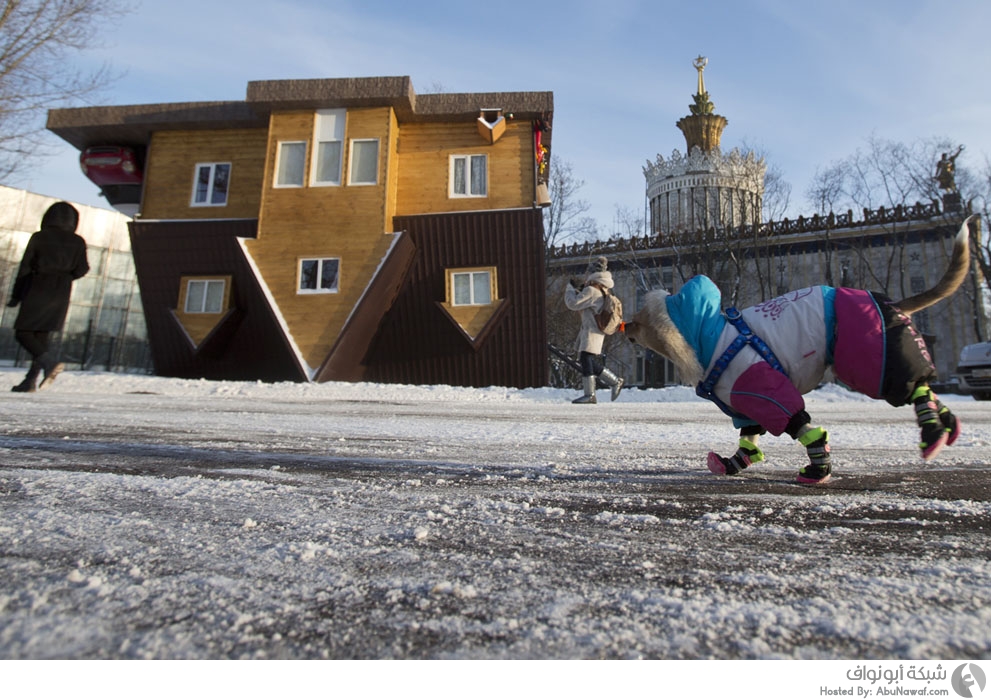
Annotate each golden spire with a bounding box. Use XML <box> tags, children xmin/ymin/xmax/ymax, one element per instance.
<box><xmin>694</xmin><ymin>55</ymin><xmax>707</xmax><ymax>96</ymax></box>
<box><xmin>677</xmin><ymin>55</ymin><xmax>726</xmax><ymax>152</ymax></box>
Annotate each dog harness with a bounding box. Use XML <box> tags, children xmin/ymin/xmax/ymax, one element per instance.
<box><xmin>696</xmin><ymin>307</ymin><xmax>787</xmax><ymax>418</ymax></box>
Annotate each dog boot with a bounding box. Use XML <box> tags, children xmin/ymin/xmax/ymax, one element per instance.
<box><xmin>937</xmin><ymin>399</ymin><xmax>961</xmax><ymax>447</ymax></box>
<box><xmin>796</xmin><ymin>427</ymin><xmax>832</xmax><ymax>484</ymax></box>
<box><xmin>599</xmin><ymin>369</ymin><xmax>624</xmax><ymax>402</ymax></box>
<box><xmin>707</xmin><ymin>436</ymin><xmax>764</xmax><ymax>476</ymax></box>
<box><xmin>572</xmin><ymin>376</ymin><xmax>597</xmax><ymax>404</ymax></box>
<box><xmin>912</xmin><ymin>386</ymin><xmax>949</xmax><ymax>460</ymax></box>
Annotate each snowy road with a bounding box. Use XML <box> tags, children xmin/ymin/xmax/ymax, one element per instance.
<box><xmin>1</xmin><ymin>370</ymin><xmax>989</xmax><ymax>660</ymax></box>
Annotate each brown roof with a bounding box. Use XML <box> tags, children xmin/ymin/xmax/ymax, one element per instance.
<box><xmin>47</xmin><ymin>76</ymin><xmax>553</xmax><ymax>151</ymax></box>
<box><xmin>46</xmin><ymin>101</ymin><xmax>268</xmax><ymax>151</ymax></box>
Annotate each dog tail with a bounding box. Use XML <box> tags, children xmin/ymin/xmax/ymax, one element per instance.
<box><xmin>895</xmin><ymin>215</ymin><xmax>973</xmax><ymax>315</ymax></box>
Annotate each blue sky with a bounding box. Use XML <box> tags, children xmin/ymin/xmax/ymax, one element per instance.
<box><xmin>14</xmin><ymin>0</ymin><xmax>991</xmax><ymax>234</ymax></box>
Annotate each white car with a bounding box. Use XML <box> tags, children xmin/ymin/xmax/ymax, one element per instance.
<box><xmin>956</xmin><ymin>341</ymin><xmax>991</xmax><ymax>400</ymax></box>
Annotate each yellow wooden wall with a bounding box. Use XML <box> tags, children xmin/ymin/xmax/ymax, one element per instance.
<box><xmin>140</xmin><ymin>129</ymin><xmax>267</xmax><ymax>220</ymax></box>
<box><xmin>173</xmin><ymin>275</ymin><xmax>234</xmax><ymax>346</ymax></box>
<box><xmin>246</xmin><ymin>108</ymin><xmax>397</xmax><ymax>370</ymax></box>
<box><xmin>395</xmin><ymin>120</ymin><xmax>535</xmax><ymax>216</ymax></box>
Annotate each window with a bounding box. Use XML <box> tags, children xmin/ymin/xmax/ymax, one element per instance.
<box><xmin>191</xmin><ymin>163</ymin><xmax>231</xmax><ymax>206</ymax></box>
<box><xmin>312</xmin><ymin>109</ymin><xmax>345</xmax><ymax>186</ymax></box>
<box><xmin>184</xmin><ymin>279</ymin><xmax>226</xmax><ymax>314</ymax></box>
<box><xmin>450</xmin><ymin>269</ymin><xmax>494</xmax><ymax>306</ymax></box>
<box><xmin>349</xmin><ymin>139</ymin><xmax>379</xmax><ymax>185</ymax></box>
<box><xmin>275</xmin><ymin>141</ymin><xmax>306</xmax><ymax>187</ymax></box>
<box><xmin>298</xmin><ymin>258</ymin><xmax>340</xmax><ymax>294</ymax></box>
<box><xmin>450</xmin><ymin>154</ymin><xmax>487</xmax><ymax>197</ymax></box>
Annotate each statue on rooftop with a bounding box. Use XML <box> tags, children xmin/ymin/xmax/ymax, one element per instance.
<box><xmin>935</xmin><ymin>145</ymin><xmax>964</xmax><ymax>192</ymax></box>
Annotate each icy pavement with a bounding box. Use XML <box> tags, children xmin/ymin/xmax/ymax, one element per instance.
<box><xmin>0</xmin><ymin>369</ymin><xmax>989</xmax><ymax>659</ymax></box>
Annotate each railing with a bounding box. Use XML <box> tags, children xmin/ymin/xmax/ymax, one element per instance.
<box><xmin>548</xmin><ymin>200</ymin><xmax>945</xmax><ymax>260</ymax></box>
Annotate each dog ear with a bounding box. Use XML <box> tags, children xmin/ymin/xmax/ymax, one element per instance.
<box><xmin>624</xmin><ymin>321</ymin><xmax>639</xmax><ymax>343</ymax></box>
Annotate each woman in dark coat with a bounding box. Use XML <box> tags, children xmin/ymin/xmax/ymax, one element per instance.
<box><xmin>6</xmin><ymin>202</ymin><xmax>89</xmax><ymax>392</ymax></box>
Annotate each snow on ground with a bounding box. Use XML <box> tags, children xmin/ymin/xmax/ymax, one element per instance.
<box><xmin>1</xmin><ymin>368</ymin><xmax>990</xmax><ymax>662</ymax></box>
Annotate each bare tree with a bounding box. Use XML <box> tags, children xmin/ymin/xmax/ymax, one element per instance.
<box><xmin>542</xmin><ymin>159</ymin><xmax>598</xmax><ymax>252</ymax></box>
<box><xmin>808</xmin><ymin>135</ymin><xmax>963</xmax><ymax>214</ymax></box>
<box><xmin>0</xmin><ymin>0</ymin><xmax>130</xmax><ymax>178</ymax></box>
<box><xmin>804</xmin><ymin>136</ymin><xmax>970</xmax><ymax>293</ymax></box>
<box><xmin>804</xmin><ymin>135</ymin><xmax>990</xmax><ymax>342</ymax></box>
<box><xmin>611</xmin><ymin>203</ymin><xmax>665</xmax><ymax>296</ymax></box>
<box><xmin>761</xmin><ymin>161</ymin><xmax>792</xmax><ymax>223</ymax></box>
<box><xmin>739</xmin><ymin>141</ymin><xmax>790</xmax><ymax>224</ymax></box>
<box><xmin>807</xmin><ymin>161</ymin><xmax>846</xmax><ymax>216</ymax></box>
<box><xmin>611</xmin><ymin>203</ymin><xmax>644</xmax><ymax>240</ymax></box>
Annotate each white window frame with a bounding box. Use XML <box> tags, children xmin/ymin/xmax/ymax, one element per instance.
<box><xmin>275</xmin><ymin>141</ymin><xmax>307</xmax><ymax>188</ymax></box>
<box><xmin>311</xmin><ymin>109</ymin><xmax>345</xmax><ymax>186</ymax></box>
<box><xmin>191</xmin><ymin>162</ymin><xmax>231</xmax><ymax>207</ymax></box>
<box><xmin>450</xmin><ymin>269</ymin><xmax>494</xmax><ymax>306</ymax></box>
<box><xmin>449</xmin><ymin>154</ymin><xmax>488</xmax><ymax>198</ymax></box>
<box><xmin>298</xmin><ymin>257</ymin><xmax>341</xmax><ymax>295</ymax></box>
<box><xmin>348</xmin><ymin>139</ymin><xmax>379</xmax><ymax>186</ymax></box>
<box><xmin>184</xmin><ymin>279</ymin><xmax>226</xmax><ymax>314</ymax></box>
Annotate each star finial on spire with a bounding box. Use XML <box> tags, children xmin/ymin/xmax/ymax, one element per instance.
<box><xmin>693</xmin><ymin>55</ymin><xmax>708</xmax><ymax>96</ymax></box>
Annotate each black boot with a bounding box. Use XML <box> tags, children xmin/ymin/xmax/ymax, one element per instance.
<box><xmin>11</xmin><ymin>363</ymin><xmax>41</xmax><ymax>393</ymax></box>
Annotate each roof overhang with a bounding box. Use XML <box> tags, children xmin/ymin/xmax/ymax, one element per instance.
<box><xmin>47</xmin><ymin>76</ymin><xmax>553</xmax><ymax>152</ymax></box>
<box><xmin>46</xmin><ymin>101</ymin><xmax>268</xmax><ymax>152</ymax></box>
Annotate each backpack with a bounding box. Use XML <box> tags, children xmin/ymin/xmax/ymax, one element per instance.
<box><xmin>594</xmin><ymin>288</ymin><xmax>623</xmax><ymax>335</ymax></box>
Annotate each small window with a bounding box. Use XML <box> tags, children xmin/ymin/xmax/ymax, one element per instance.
<box><xmin>191</xmin><ymin>163</ymin><xmax>231</xmax><ymax>206</ymax></box>
<box><xmin>450</xmin><ymin>268</ymin><xmax>495</xmax><ymax>306</ymax></box>
<box><xmin>298</xmin><ymin>258</ymin><xmax>340</xmax><ymax>294</ymax></box>
<box><xmin>349</xmin><ymin>139</ymin><xmax>379</xmax><ymax>185</ymax></box>
<box><xmin>184</xmin><ymin>279</ymin><xmax>226</xmax><ymax>313</ymax></box>
<box><xmin>275</xmin><ymin>141</ymin><xmax>306</xmax><ymax>187</ymax></box>
<box><xmin>450</xmin><ymin>155</ymin><xmax>487</xmax><ymax>197</ymax></box>
<box><xmin>312</xmin><ymin>109</ymin><xmax>345</xmax><ymax>186</ymax></box>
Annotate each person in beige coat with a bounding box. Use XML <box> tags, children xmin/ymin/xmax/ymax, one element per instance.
<box><xmin>563</xmin><ymin>257</ymin><xmax>624</xmax><ymax>404</ymax></box>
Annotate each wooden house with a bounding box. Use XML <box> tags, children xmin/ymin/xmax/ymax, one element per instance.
<box><xmin>47</xmin><ymin>77</ymin><xmax>553</xmax><ymax>387</ymax></box>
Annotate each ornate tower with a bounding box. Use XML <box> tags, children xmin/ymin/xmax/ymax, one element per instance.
<box><xmin>644</xmin><ymin>57</ymin><xmax>765</xmax><ymax>237</ymax></box>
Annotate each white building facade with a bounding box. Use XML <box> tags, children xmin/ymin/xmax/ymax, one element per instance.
<box><xmin>0</xmin><ymin>185</ymin><xmax>151</xmax><ymax>374</ymax></box>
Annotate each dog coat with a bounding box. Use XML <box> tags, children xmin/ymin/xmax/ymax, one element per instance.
<box><xmin>665</xmin><ymin>276</ymin><xmax>936</xmax><ymax>436</ymax></box>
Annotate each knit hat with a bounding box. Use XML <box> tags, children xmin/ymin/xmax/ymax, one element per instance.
<box><xmin>584</xmin><ymin>256</ymin><xmax>614</xmax><ymax>289</ymax></box>
<box><xmin>586</xmin><ymin>257</ymin><xmax>608</xmax><ymax>275</ymax></box>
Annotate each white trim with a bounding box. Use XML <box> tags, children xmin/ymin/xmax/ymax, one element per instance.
<box><xmin>348</xmin><ymin>138</ymin><xmax>379</xmax><ymax>186</ymax></box>
<box><xmin>237</xmin><ymin>233</ymin><xmax>402</xmax><ymax>382</ymax></box>
<box><xmin>297</xmin><ymin>257</ymin><xmax>340</xmax><ymax>294</ymax></box>
<box><xmin>311</xmin><ymin>109</ymin><xmax>345</xmax><ymax>187</ymax></box>
<box><xmin>184</xmin><ymin>278</ymin><xmax>226</xmax><ymax>313</ymax></box>
<box><xmin>190</xmin><ymin>162</ymin><xmax>232</xmax><ymax>207</ymax></box>
<box><xmin>450</xmin><ymin>269</ymin><xmax>493</xmax><ymax>306</ymax></box>
<box><xmin>236</xmin><ymin>238</ymin><xmax>314</xmax><ymax>380</ymax></box>
<box><xmin>449</xmin><ymin>154</ymin><xmax>488</xmax><ymax>198</ymax></box>
<box><xmin>336</xmin><ymin>232</ymin><xmax>402</xmax><ymax>337</ymax></box>
<box><xmin>274</xmin><ymin>141</ymin><xmax>307</xmax><ymax>188</ymax></box>
<box><xmin>134</xmin><ymin>217</ymin><xmax>257</xmax><ymax>223</ymax></box>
